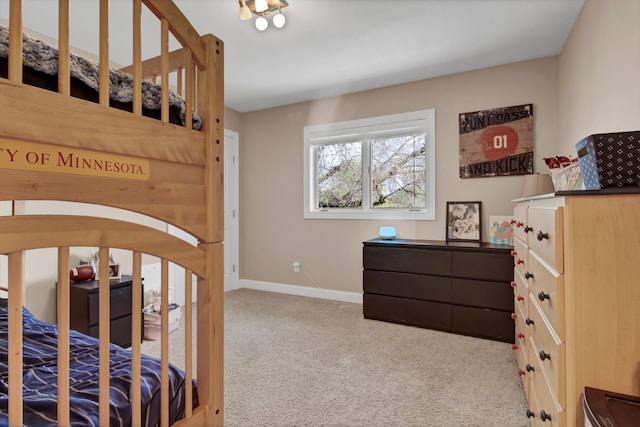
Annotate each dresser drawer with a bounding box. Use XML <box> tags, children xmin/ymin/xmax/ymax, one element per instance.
<box><xmin>363</xmin><ymin>294</ymin><xmax>452</xmax><ymax>330</ymax></box>
<box><xmin>87</xmin><ymin>284</ymin><xmax>133</xmax><ymax>326</ymax></box>
<box><xmin>363</xmin><ymin>270</ymin><xmax>451</xmax><ymax>302</ymax></box>
<box><xmin>514</xmin><ymin>297</ymin><xmax>529</xmax><ymax>364</ymax></box>
<box><xmin>529</xmin><ymin>297</ymin><xmax>566</xmax><ymax>409</ymax></box>
<box><xmin>513</xmin><ymin>203</ymin><xmax>528</xmax><ymax>244</ymax></box>
<box><xmin>452</xmin><ymin>305</ymin><xmax>513</xmax><ymax>342</ymax></box>
<box><xmin>513</xmin><ymin>269</ymin><xmax>529</xmax><ymax>318</ymax></box>
<box><xmin>528</xmin><ymin>375</ymin><xmax>566</xmax><ymax>427</ymax></box>
<box><xmin>452</xmin><ymin>278</ymin><xmax>513</xmax><ymax>311</ymax></box>
<box><xmin>88</xmin><ymin>314</ymin><xmax>133</xmax><ymax>348</ymax></box>
<box><xmin>528</xmin><ymin>252</ymin><xmax>565</xmax><ymax>340</ymax></box>
<box><xmin>528</xmin><ymin>207</ymin><xmax>564</xmax><ymax>274</ymax></box>
<box><xmin>513</xmin><ymin>237</ymin><xmax>528</xmax><ymax>277</ymax></box>
<box><xmin>363</xmin><ymin>246</ymin><xmax>451</xmax><ymax>276</ymax></box>
<box><xmin>452</xmin><ymin>251</ymin><xmax>514</xmax><ymax>282</ymax></box>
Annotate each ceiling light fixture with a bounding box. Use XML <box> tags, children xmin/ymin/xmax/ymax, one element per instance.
<box><xmin>238</xmin><ymin>0</ymin><xmax>289</xmax><ymax>31</ymax></box>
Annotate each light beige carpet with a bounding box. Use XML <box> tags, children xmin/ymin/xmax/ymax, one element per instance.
<box><xmin>142</xmin><ymin>288</ymin><xmax>529</xmax><ymax>427</ymax></box>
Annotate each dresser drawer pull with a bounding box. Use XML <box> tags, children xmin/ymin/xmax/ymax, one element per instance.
<box><xmin>524</xmin><ymin>225</ymin><xmax>533</xmax><ymax>233</ymax></box>
<box><xmin>537</xmin><ymin>231</ymin><xmax>549</xmax><ymax>241</ymax></box>
<box><xmin>516</xmin><ymin>295</ymin><xmax>524</xmax><ymax>302</ymax></box>
<box><xmin>511</xmin><ymin>249</ymin><xmax>517</xmax><ymax>256</ymax></box>
<box><xmin>539</xmin><ymin>350</ymin><xmax>551</xmax><ymax>361</ymax></box>
<box><xmin>526</xmin><ymin>409</ymin><xmax>535</xmax><ymax>418</ymax></box>
<box><xmin>525</xmin><ymin>317</ymin><xmax>534</xmax><ymax>326</ymax></box>
<box><xmin>540</xmin><ymin>410</ymin><xmax>552</xmax><ymax>422</ymax></box>
<box><xmin>537</xmin><ymin>291</ymin><xmax>550</xmax><ymax>301</ymax></box>
<box><xmin>518</xmin><ymin>369</ymin><xmax>526</xmax><ymax>376</ymax></box>
<box><xmin>510</xmin><ymin>281</ymin><xmax>517</xmax><ymax>288</ymax></box>
<box><xmin>516</xmin><ymin>258</ymin><xmax>524</xmax><ymax>265</ymax></box>
<box><xmin>516</xmin><ymin>221</ymin><xmax>524</xmax><ymax>228</ymax></box>
<box><xmin>517</xmin><ymin>332</ymin><xmax>525</xmax><ymax>340</ymax></box>
<box><xmin>525</xmin><ymin>363</ymin><xmax>535</xmax><ymax>372</ymax></box>
<box><xmin>512</xmin><ymin>344</ymin><xmax>519</xmax><ymax>350</ymax></box>
<box><xmin>511</xmin><ymin>313</ymin><xmax>518</xmax><ymax>320</ymax></box>
<box><xmin>524</xmin><ymin>271</ymin><xmax>534</xmax><ymax>279</ymax></box>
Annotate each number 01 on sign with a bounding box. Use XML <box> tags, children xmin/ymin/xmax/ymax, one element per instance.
<box><xmin>458</xmin><ymin>104</ymin><xmax>534</xmax><ymax>178</ymax></box>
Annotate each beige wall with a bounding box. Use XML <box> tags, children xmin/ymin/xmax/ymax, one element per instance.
<box><xmin>239</xmin><ymin>0</ymin><xmax>640</xmax><ymax>296</ymax></box>
<box><xmin>239</xmin><ymin>57</ymin><xmax>559</xmax><ymax>293</ymax></box>
<box><xmin>558</xmin><ymin>0</ymin><xmax>640</xmax><ymax>154</ymax></box>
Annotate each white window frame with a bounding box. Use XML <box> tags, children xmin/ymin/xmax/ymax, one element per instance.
<box><xmin>304</xmin><ymin>109</ymin><xmax>435</xmax><ymax>220</ymax></box>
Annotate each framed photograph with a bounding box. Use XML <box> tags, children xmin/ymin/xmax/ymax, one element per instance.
<box><xmin>446</xmin><ymin>201</ymin><xmax>482</xmax><ymax>242</ymax></box>
<box><xmin>108</xmin><ymin>263</ymin><xmax>121</xmax><ymax>281</ymax></box>
<box><xmin>489</xmin><ymin>215</ymin><xmax>514</xmax><ymax>245</ymax></box>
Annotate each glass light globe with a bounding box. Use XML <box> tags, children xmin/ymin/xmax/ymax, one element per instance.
<box><xmin>273</xmin><ymin>13</ymin><xmax>286</xmax><ymax>29</ymax></box>
<box><xmin>255</xmin><ymin>16</ymin><xmax>268</xmax><ymax>31</ymax></box>
<box><xmin>255</xmin><ymin>0</ymin><xmax>268</xmax><ymax>13</ymax></box>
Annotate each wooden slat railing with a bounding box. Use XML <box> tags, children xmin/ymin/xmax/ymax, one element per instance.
<box><xmin>0</xmin><ymin>243</ymin><xmax>199</xmax><ymax>426</ymax></box>
<box><xmin>5</xmin><ymin>0</ymin><xmax>207</xmax><ymax>130</ymax></box>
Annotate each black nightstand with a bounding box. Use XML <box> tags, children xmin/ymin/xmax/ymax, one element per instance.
<box><xmin>68</xmin><ymin>275</ymin><xmax>144</xmax><ymax>348</ymax></box>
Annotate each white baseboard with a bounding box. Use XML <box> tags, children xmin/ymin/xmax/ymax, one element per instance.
<box><xmin>236</xmin><ymin>279</ymin><xmax>363</xmax><ymax>305</ymax></box>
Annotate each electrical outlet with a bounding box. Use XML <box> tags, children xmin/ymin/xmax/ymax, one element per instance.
<box><xmin>292</xmin><ymin>261</ymin><xmax>300</xmax><ymax>273</ymax></box>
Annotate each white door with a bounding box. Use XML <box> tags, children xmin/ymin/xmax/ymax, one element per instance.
<box><xmin>224</xmin><ymin>130</ymin><xmax>240</xmax><ymax>291</ymax></box>
<box><xmin>168</xmin><ymin>129</ymin><xmax>239</xmax><ymax>303</ymax></box>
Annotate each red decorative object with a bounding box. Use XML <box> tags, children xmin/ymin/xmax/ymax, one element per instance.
<box><xmin>69</xmin><ymin>265</ymin><xmax>96</xmax><ymax>282</ymax></box>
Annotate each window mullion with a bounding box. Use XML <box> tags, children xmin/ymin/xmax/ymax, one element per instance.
<box><xmin>362</xmin><ymin>140</ymin><xmax>371</xmax><ymax>212</ymax></box>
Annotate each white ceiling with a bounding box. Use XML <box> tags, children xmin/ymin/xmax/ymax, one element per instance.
<box><xmin>4</xmin><ymin>0</ymin><xmax>585</xmax><ymax>113</ymax></box>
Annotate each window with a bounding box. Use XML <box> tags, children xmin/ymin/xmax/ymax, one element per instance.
<box><xmin>304</xmin><ymin>109</ymin><xmax>435</xmax><ymax>220</ymax></box>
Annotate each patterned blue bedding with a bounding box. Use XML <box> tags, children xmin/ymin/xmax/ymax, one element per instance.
<box><xmin>0</xmin><ymin>304</ymin><xmax>195</xmax><ymax>427</ymax></box>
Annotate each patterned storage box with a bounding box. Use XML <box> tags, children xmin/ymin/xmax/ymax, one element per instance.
<box><xmin>575</xmin><ymin>131</ymin><xmax>640</xmax><ymax>190</ymax></box>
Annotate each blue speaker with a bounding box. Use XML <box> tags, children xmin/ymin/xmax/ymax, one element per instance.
<box><xmin>379</xmin><ymin>226</ymin><xmax>396</xmax><ymax>240</ymax></box>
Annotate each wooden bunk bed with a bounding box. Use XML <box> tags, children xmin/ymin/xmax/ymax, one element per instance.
<box><xmin>0</xmin><ymin>1</ymin><xmax>224</xmax><ymax>426</ymax></box>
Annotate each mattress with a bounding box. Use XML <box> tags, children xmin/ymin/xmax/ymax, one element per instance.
<box><xmin>0</xmin><ymin>302</ymin><xmax>197</xmax><ymax>427</ymax></box>
<box><xmin>0</xmin><ymin>25</ymin><xmax>202</xmax><ymax>130</ymax></box>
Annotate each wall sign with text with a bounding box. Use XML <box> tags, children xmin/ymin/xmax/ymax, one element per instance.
<box><xmin>458</xmin><ymin>104</ymin><xmax>534</xmax><ymax>178</ymax></box>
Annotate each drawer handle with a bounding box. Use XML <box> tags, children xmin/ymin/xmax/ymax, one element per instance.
<box><xmin>524</xmin><ymin>225</ymin><xmax>533</xmax><ymax>233</ymax></box>
<box><xmin>525</xmin><ymin>318</ymin><xmax>534</xmax><ymax>326</ymax></box>
<box><xmin>538</xmin><ymin>291</ymin><xmax>550</xmax><ymax>301</ymax></box>
<box><xmin>517</xmin><ymin>258</ymin><xmax>524</xmax><ymax>265</ymax></box>
<box><xmin>540</xmin><ymin>410</ymin><xmax>552</xmax><ymax>422</ymax></box>
<box><xmin>517</xmin><ymin>332</ymin><xmax>525</xmax><ymax>340</ymax></box>
<box><xmin>511</xmin><ymin>219</ymin><xmax>517</xmax><ymax>225</ymax></box>
<box><xmin>518</xmin><ymin>369</ymin><xmax>526</xmax><ymax>376</ymax></box>
<box><xmin>537</xmin><ymin>231</ymin><xmax>549</xmax><ymax>241</ymax></box>
<box><xmin>511</xmin><ymin>313</ymin><xmax>518</xmax><ymax>320</ymax></box>
<box><xmin>539</xmin><ymin>350</ymin><xmax>551</xmax><ymax>361</ymax></box>
<box><xmin>516</xmin><ymin>221</ymin><xmax>524</xmax><ymax>228</ymax></box>
<box><xmin>516</xmin><ymin>295</ymin><xmax>524</xmax><ymax>302</ymax></box>
<box><xmin>524</xmin><ymin>271</ymin><xmax>534</xmax><ymax>280</ymax></box>
<box><xmin>512</xmin><ymin>344</ymin><xmax>519</xmax><ymax>350</ymax></box>
<box><xmin>510</xmin><ymin>281</ymin><xmax>517</xmax><ymax>288</ymax></box>
<box><xmin>511</xmin><ymin>249</ymin><xmax>517</xmax><ymax>256</ymax></box>
<box><xmin>525</xmin><ymin>363</ymin><xmax>535</xmax><ymax>372</ymax></box>
<box><xmin>526</xmin><ymin>409</ymin><xmax>535</xmax><ymax>418</ymax></box>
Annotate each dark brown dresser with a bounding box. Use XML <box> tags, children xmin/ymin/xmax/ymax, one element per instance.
<box><xmin>69</xmin><ymin>275</ymin><xmax>144</xmax><ymax>348</ymax></box>
<box><xmin>363</xmin><ymin>239</ymin><xmax>514</xmax><ymax>343</ymax></box>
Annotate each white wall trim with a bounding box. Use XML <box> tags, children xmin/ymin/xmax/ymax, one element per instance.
<box><xmin>236</xmin><ymin>279</ymin><xmax>363</xmax><ymax>305</ymax></box>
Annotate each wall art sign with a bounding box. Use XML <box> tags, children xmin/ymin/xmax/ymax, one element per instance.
<box><xmin>459</xmin><ymin>104</ymin><xmax>534</xmax><ymax>178</ymax></box>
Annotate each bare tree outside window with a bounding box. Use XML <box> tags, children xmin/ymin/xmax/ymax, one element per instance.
<box><xmin>371</xmin><ymin>134</ymin><xmax>426</xmax><ymax>209</ymax></box>
<box><xmin>317</xmin><ymin>142</ymin><xmax>362</xmax><ymax>208</ymax></box>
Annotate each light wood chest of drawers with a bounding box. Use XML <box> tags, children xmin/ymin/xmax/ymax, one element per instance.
<box><xmin>512</xmin><ymin>193</ymin><xmax>640</xmax><ymax>426</ymax></box>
